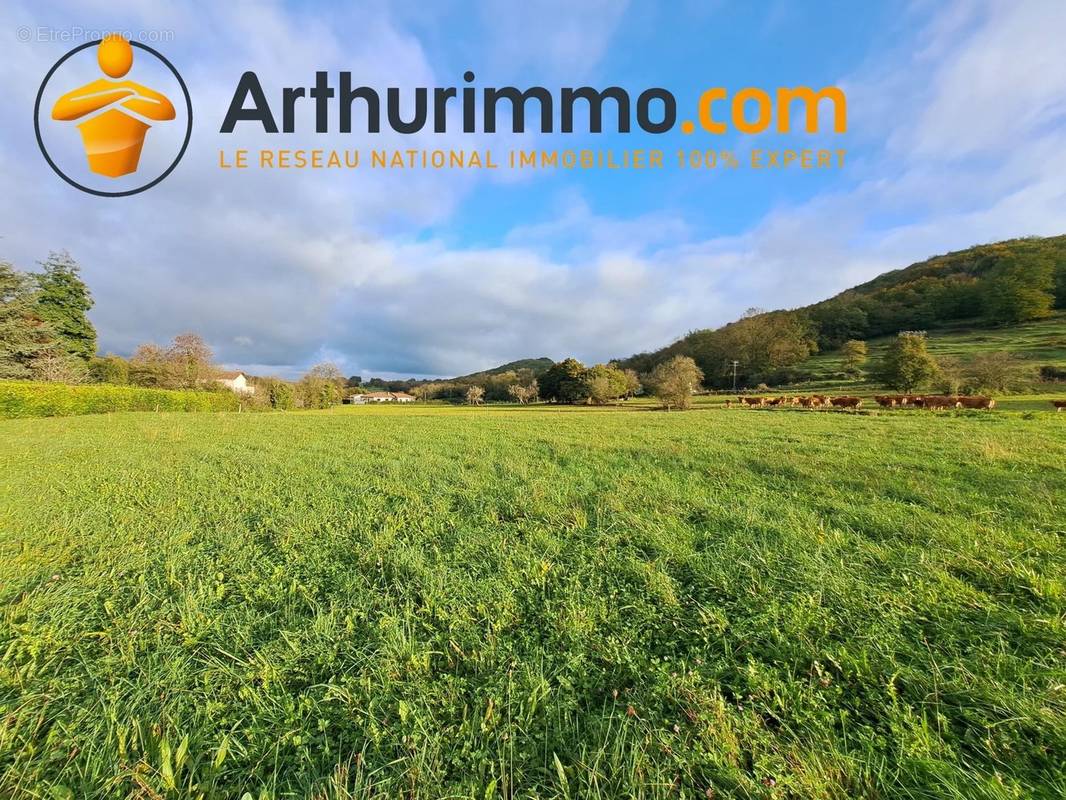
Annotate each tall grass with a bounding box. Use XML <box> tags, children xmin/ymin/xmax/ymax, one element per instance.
<box><xmin>1</xmin><ymin>405</ymin><xmax>1064</xmax><ymax>798</ymax></box>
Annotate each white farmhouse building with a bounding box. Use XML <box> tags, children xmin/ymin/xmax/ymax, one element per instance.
<box><xmin>215</xmin><ymin>370</ymin><xmax>255</xmax><ymax>395</ymax></box>
<box><xmin>348</xmin><ymin>391</ymin><xmax>416</xmax><ymax>404</ymax></box>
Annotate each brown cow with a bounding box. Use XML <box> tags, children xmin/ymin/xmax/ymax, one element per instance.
<box><xmin>830</xmin><ymin>396</ymin><xmax>863</xmax><ymax>409</ymax></box>
<box><xmin>1053</xmin><ymin>400</ymin><xmax>1066</xmax><ymax>412</ymax></box>
<box><xmin>877</xmin><ymin>394</ymin><xmax>916</xmax><ymax>407</ymax></box>
<box><xmin>957</xmin><ymin>396</ymin><xmax>995</xmax><ymax>409</ymax></box>
<box><xmin>740</xmin><ymin>396</ymin><xmax>767</xmax><ymax>408</ymax></box>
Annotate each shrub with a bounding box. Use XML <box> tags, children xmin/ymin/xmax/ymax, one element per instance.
<box><xmin>1039</xmin><ymin>365</ymin><xmax>1066</xmax><ymax>382</ymax></box>
<box><xmin>965</xmin><ymin>351</ymin><xmax>1030</xmax><ymax>393</ymax></box>
<box><xmin>296</xmin><ymin>363</ymin><xmax>345</xmax><ymax>409</ymax></box>
<box><xmin>89</xmin><ymin>354</ymin><xmax>130</xmax><ymax>385</ymax></box>
<box><xmin>0</xmin><ymin>381</ymin><xmax>241</xmax><ymax>418</ymax></box>
<box><xmin>266</xmin><ymin>379</ymin><xmax>295</xmax><ymax>410</ymax></box>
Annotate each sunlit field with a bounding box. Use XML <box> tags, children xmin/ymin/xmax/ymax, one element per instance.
<box><xmin>2</xmin><ymin>404</ymin><xmax>1064</xmax><ymax>799</ymax></box>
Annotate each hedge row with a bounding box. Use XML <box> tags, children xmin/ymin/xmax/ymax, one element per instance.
<box><xmin>0</xmin><ymin>381</ymin><xmax>242</xmax><ymax>419</ymax></box>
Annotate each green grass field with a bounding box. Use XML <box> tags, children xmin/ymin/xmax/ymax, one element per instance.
<box><xmin>797</xmin><ymin>312</ymin><xmax>1066</xmax><ymax>391</ymax></box>
<box><xmin>2</xmin><ymin>405</ymin><xmax>1065</xmax><ymax>799</ymax></box>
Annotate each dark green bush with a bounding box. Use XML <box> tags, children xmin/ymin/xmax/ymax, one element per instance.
<box><xmin>0</xmin><ymin>381</ymin><xmax>241</xmax><ymax>418</ymax></box>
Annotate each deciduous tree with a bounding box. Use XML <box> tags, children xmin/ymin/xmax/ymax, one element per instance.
<box><xmin>875</xmin><ymin>332</ymin><xmax>939</xmax><ymax>392</ymax></box>
<box><xmin>167</xmin><ymin>333</ymin><xmax>215</xmax><ymax>388</ymax></box>
<box><xmin>584</xmin><ymin>364</ymin><xmax>628</xmax><ymax>405</ymax></box>
<box><xmin>936</xmin><ymin>355</ymin><xmax>965</xmax><ymax>395</ymax></box>
<box><xmin>965</xmin><ymin>351</ymin><xmax>1028</xmax><ymax>393</ymax></box>
<box><xmin>265</xmin><ymin>379</ymin><xmax>295</xmax><ymax>410</ymax></box>
<box><xmin>648</xmin><ymin>355</ymin><xmax>704</xmax><ymax>410</ymax></box>
<box><xmin>508</xmin><ymin>381</ymin><xmax>539</xmax><ymax>403</ymax></box>
<box><xmin>298</xmin><ymin>362</ymin><xmax>345</xmax><ymax>408</ymax></box>
<box><xmin>129</xmin><ymin>343</ymin><xmax>169</xmax><ymax>387</ymax></box>
<box><xmin>539</xmin><ymin>358</ymin><xmax>589</xmax><ymax>404</ymax></box>
<box><xmin>840</xmin><ymin>339</ymin><xmax>868</xmax><ymax>374</ymax></box>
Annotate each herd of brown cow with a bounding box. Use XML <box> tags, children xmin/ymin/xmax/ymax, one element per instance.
<box><xmin>728</xmin><ymin>394</ymin><xmax>999</xmax><ymax>410</ymax></box>
<box><xmin>730</xmin><ymin>395</ymin><xmax>862</xmax><ymax>409</ymax></box>
<box><xmin>727</xmin><ymin>395</ymin><xmax>1066</xmax><ymax>411</ymax></box>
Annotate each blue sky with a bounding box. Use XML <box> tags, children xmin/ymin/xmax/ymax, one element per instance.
<box><xmin>1</xmin><ymin>0</ymin><xmax>1064</xmax><ymax>378</ymax></box>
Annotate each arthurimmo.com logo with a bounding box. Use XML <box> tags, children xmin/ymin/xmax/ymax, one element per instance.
<box><xmin>33</xmin><ymin>33</ymin><xmax>192</xmax><ymax>197</ymax></box>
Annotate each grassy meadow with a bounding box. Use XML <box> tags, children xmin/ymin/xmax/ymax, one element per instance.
<box><xmin>797</xmin><ymin>312</ymin><xmax>1066</xmax><ymax>390</ymax></box>
<box><xmin>1</xmin><ymin>403</ymin><xmax>1065</xmax><ymax>799</ymax></box>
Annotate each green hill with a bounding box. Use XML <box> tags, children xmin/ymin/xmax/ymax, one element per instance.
<box><xmin>808</xmin><ymin>235</ymin><xmax>1066</xmax><ymax>347</ymax></box>
<box><xmin>451</xmin><ymin>357</ymin><xmax>554</xmax><ymax>382</ymax></box>
<box><xmin>617</xmin><ymin>235</ymin><xmax>1066</xmax><ymax>388</ymax></box>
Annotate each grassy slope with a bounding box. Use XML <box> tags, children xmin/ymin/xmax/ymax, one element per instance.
<box><xmin>795</xmin><ymin>312</ymin><xmax>1066</xmax><ymax>391</ymax></box>
<box><xmin>1</xmin><ymin>405</ymin><xmax>1064</xmax><ymax>799</ymax></box>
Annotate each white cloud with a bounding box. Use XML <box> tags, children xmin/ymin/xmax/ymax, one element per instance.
<box><xmin>898</xmin><ymin>0</ymin><xmax>1066</xmax><ymax>159</ymax></box>
<box><xmin>479</xmin><ymin>0</ymin><xmax>630</xmax><ymax>80</ymax></box>
<box><xmin>0</xmin><ymin>0</ymin><xmax>1063</xmax><ymax>380</ymax></box>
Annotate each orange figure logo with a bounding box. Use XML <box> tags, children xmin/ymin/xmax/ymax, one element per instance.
<box><xmin>51</xmin><ymin>34</ymin><xmax>176</xmax><ymax>178</ymax></box>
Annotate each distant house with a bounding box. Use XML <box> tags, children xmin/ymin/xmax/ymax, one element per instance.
<box><xmin>216</xmin><ymin>370</ymin><xmax>255</xmax><ymax>395</ymax></box>
<box><xmin>348</xmin><ymin>391</ymin><xmax>416</xmax><ymax>404</ymax></box>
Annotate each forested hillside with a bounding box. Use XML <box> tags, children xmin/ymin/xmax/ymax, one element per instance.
<box><xmin>452</xmin><ymin>357</ymin><xmax>554</xmax><ymax>381</ymax></box>
<box><xmin>618</xmin><ymin>235</ymin><xmax>1066</xmax><ymax>388</ymax></box>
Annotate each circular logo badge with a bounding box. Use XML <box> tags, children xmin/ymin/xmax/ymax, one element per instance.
<box><xmin>34</xmin><ymin>37</ymin><xmax>193</xmax><ymax>197</ymax></box>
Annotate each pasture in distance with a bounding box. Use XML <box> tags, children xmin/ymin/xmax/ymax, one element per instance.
<box><xmin>796</xmin><ymin>312</ymin><xmax>1066</xmax><ymax>392</ymax></box>
<box><xmin>1</xmin><ymin>403</ymin><xmax>1065</xmax><ymax>799</ymax></box>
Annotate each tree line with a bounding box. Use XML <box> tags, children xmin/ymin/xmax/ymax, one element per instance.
<box><xmin>356</xmin><ymin>357</ymin><xmax>707</xmax><ymax>410</ymax></box>
<box><xmin>442</xmin><ymin>357</ymin><xmax>704</xmax><ymax>410</ymax></box>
